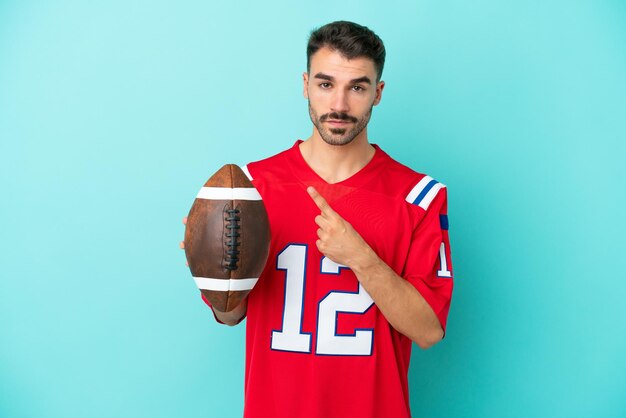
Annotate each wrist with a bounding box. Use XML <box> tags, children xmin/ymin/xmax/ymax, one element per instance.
<box><xmin>351</xmin><ymin>244</ymin><xmax>381</xmax><ymax>276</ymax></box>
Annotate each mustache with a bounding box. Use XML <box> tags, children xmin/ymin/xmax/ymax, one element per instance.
<box><xmin>319</xmin><ymin>112</ymin><xmax>358</xmax><ymax>123</ymax></box>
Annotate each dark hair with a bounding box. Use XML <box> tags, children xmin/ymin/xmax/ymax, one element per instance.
<box><xmin>307</xmin><ymin>21</ymin><xmax>386</xmax><ymax>81</ymax></box>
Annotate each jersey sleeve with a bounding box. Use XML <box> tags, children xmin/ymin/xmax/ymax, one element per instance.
<box><xmin>402</xmin><ymin>183</ymin><xmax>454</xmax><ymax>333</ymax></box>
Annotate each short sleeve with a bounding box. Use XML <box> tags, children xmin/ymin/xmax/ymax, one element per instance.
<box><xmin>403</xmin><ymin>186</ymin><xmax>454</xmax><ymax>332</ymax></box>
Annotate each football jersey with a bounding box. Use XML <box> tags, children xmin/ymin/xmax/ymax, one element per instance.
<box><xmin>204</xmin><ymin>140</ymin><xmax>453</xmax><ymax>418</ymax></box>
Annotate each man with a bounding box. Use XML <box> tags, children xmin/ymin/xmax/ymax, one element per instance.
<box><xmin>182</xmin><ymin>21</ymin><xmax>454</xmax><ymax>418</ymax></box>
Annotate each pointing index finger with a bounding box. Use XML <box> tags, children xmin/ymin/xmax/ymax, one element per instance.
<box><xmin>307</xmin><ymin>186</ymin><xmax>333</xmax><ymax>215</ymax></box>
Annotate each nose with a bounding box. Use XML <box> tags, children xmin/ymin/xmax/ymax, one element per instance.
<box><xmin>330</xmin><ymin>89</ymin><xmax>349</xmax><ymax>114</ymax></box>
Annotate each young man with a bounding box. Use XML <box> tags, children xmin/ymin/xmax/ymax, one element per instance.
<box><xmin>183</xmin><ymin>21</ymin><xmax>454</xmax><ymax>418</ymax></box>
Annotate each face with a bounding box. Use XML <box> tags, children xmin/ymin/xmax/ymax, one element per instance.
<box><xmin>304</xmin><ymin>47</ymin><xmax>385</xmax><ymax>146</ymax></box>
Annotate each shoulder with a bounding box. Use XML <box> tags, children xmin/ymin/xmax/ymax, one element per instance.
<box><xmin>404</xmin><ymin>173</ymin><xmax>448</xmax><ymax>212</ymax></box>
<box><xmin>373</xmin><ymin>145</ymin><xmax>448</xmax><ymax>212</ymax></box>
<box><xmin>240</xmin><ymin>146</ymin><xmax>293</xmax><ymax>182</ymax></box>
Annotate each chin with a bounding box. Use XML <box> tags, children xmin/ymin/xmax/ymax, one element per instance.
<box><xmin>321</xmin><ymin>135</ymin><xmax>356</xmax><ymax>146</ymax></box>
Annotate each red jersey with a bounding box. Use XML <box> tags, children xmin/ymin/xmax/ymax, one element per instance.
<box><xmin>204</xmin><ymin>140</ymin><xmax>453</xmax><ymax>418</ymax></box>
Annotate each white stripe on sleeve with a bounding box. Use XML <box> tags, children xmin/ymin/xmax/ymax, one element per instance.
<box><xmin>241</xmin><ymin>164</ymin><xmax>253</xmax><ymax>181</ymax></box>
<box><xmin>418</xmin><ymin>182</ymin><xmax>445</xmax><ymax>210</ymax></box>
<box><xmin>405</xmin><ymin>175</ymin><xmax>434</xmax><ymax>204</ymax></box>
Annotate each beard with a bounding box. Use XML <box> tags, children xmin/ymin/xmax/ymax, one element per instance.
<box><xmin>308</xmin><ymin>101</ymin><xmax>373</xmax><ymax>146</ymax></box>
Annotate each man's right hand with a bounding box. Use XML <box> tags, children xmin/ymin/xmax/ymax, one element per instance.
<box><xmin>180</xmin><ymin>217</ymin><xmax>188</xmax><ymax>266</ymax></box>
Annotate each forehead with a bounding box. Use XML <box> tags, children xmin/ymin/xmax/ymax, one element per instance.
<box><xmin>309</xmin><ymin>46</ymin><xmax>377</xmax><ymax>81</ymax></box>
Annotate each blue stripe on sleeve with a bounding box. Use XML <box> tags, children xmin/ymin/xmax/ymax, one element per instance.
<box><xmin>412</xmin><ymin>179</ymin><xmax>438</xmax><ymax>206</ymax></box>
<box><xmin>439</xmin><ymin>215</ymin><xmax>449</xmax><ymax>230</ymax></box>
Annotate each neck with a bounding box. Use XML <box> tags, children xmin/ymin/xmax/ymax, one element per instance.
<box><xmin>299</xmin><ymin>129</ymin><xmax>376</xmax><ymax>184</ymax></box>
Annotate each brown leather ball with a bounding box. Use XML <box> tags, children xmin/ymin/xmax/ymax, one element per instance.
<box><xmin>184</xmin><ymin>164</ymin><xmax>270</xmax><ymax>312</ymax></box>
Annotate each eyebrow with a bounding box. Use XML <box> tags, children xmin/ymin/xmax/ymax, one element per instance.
<box><xmin>313</xmin><ymin>72</ymin><xmax>372</xmax><ymax>85</ymax></box>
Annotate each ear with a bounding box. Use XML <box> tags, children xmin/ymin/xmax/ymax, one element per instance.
<box><xmin>303</xmin><ymin>72</ymin><xmax>309</xmax><ymax>99</ymax></box>
<box><xmin>373</xmin><ymin>80</ymin><xmax>385</xmax><ymax>106</ymax></box>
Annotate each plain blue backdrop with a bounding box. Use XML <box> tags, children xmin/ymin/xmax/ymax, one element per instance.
<box><xmin>1</xmin><ymin>1</ymin><xmax>625</xmax><ymax>417</ymax></box>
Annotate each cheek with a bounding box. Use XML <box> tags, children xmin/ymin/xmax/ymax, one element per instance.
<box><xmin>354</xmin><ymin>95</ymin><xmax>376</xmax><ymax>114</ymax></box>
<box><xmin>307</xmin><ymin>88</ymin><xmax>326</xmax><ymax>102</ymax></box>
<box><xmin>308</xmin><ymin>92</ymin><xmax>328</xmax><ymax>111</ymax></box>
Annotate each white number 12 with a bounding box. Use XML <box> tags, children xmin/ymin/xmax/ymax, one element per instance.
<box><xmin>271</xmin><ymin>244</ymin><xmax>375</xmax><ymax>356</ymax></box>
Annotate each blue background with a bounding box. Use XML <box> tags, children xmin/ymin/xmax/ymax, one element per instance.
<box><xmin>1</xmin><ymin>1</ymin><xmax>625</xmax><ymax>417</ymax></box>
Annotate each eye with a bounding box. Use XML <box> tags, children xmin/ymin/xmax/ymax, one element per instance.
<box><xmin>352</xmin><ymin>85</ymin><xmax>365</xmax><ymax>92</ymax></box>
<box><xmin>319</xmin><ymin>82</ymin><xmax>332</xmax><ymax>89</ymax></box>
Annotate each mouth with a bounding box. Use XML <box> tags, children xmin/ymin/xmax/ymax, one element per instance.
<box><xmin>326</xmin><ymin>120</ymin><xmax>352</xmax><ymax>126</ymax></box>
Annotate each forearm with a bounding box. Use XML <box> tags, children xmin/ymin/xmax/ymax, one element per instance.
<box><xmin>306</xmin><ymin>187</ymin><xmax>445</xmax><ymax>348</ymax></box>
<box><xmin>211</xmin><ymin>298</ymin><xmax>248</xmax><ymax>326</ymax></box>
<box><xmin>352</xmin><ymin>247</ymin><xmax>443</xmax><ymax>349</ymax></box>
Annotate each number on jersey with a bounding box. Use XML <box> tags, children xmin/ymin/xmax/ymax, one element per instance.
<box><xmin>271</xmin><ymin>244</ymin><xmax>374</xmax><ymax>356</ymax></box>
